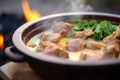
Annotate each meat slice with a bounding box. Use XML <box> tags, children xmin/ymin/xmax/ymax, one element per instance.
<box><xmin>37</xmin><ymin>41</ymin><xmax>69</xmax><ymax>58</ymax></box>
<box><xmin>41</xmin><ymin>29</ymin><xmax>67</xmax><ymax>43</ymax></box>
<box><xmin>51</xmin><ymin>21</ymin><xmax>73</xmax><ymax>36</ymax></box>
<box><xmin>67</xmin><ymin>38</ymin><xmax>86</xmax><ymax>52</ymax></box>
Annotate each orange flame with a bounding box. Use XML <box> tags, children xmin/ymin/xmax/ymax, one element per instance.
<box><xmin>0</xmin><ymin>34</ymin><xmax>4</xmax><ymax>50</ymax></box>
<box><xmin>22</xmin><ymin>0</ymin><xmax>41</xmax><ymax>22</ymax></box>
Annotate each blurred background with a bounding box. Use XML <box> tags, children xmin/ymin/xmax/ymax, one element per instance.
<box><xmin>0</xmin><ymin>0</ymin><xmax>120</xmax><ymax>15</ymax></box>
<box><xmin>0</xmin><ymin>0</ymin><xmax>120</xmax><ymax>79</ymax></box>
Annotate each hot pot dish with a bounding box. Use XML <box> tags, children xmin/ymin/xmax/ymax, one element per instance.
<box><xmin>5</xmin><ymin>12</ymin><xmax>120</xmax><ymax>80</ymax></box>
<box><xmin>27</xmin><ymin>19</ymin><xmax>120</xmax><ymax>61</ymax></box>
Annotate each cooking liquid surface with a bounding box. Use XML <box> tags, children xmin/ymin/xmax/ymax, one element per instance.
<box><xmin>26</xmin><ymin>33</ymin><xmax>93</xmax><ymax>61</ymax></box>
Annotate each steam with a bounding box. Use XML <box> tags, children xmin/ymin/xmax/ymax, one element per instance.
<box><xmin>36</xmin><ymin>0</ymin><xmax>93</xmax><ymax>32</ymax></box>
<box><xmin>66</xmin><ymin>0</ymin><xmax>93</xmax><ymax>12</ymax></box>
<box><xmin>52</xmin><ymin>0</ymin><xmax>93</xmax><ymax>13</ymax></box>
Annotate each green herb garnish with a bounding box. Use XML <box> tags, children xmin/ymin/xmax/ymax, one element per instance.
<box><xmin>72</xmin><ymin>20</ymin><xmax>118</xmax><ymax>41</ymax></box>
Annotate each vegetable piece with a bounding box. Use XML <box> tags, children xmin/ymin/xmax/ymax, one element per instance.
<box><xmin>72</xmin><ymin>20</ymin><xmax>118</xmax><ymax>41</ymax></box>
<box><xmin>58</xmin><ymin>38</ymin><xmax>69</xmax><ymax>48</ymax></box>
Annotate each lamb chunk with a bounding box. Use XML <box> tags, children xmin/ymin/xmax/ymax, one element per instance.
<box><xmin>57</xmin><ymin>48</ymin><xmax>69</xmax><ymax>58</ymax></box>
<box><xmin>73</xmin><ymin>31</ymin><xmax>84</xmax><ymax>38</ymax></box>
<box><xmin>43</xmin><ymin>47</ymin><xmax>69</xmax><ymax>58</ymax></box>
<box><xmin>37</xmin><ymin>41</ymin><xmax>57</xmax><ymax>52</ymax></box>
<box><xmin>41</xmin><ymin>31</ymin><xmax>53</xmax><ymax>41</ymax></box>
<box><xmin>67</xmin><ymin>38</ymin><xmax>105</xmax><ymax>52</ymax></box>
<box><xmin>73</xmin><ymin>29</ymin><xmax>94</xmax><ymax>39</ymax></box>
<box><xmin>102</xmin><ymin>45</ymin><xmax>119</xmax><ymax>59</ymax></box>
<box><xmin>67</xmin><ymin>38</ymin><xmax>86</xmax><ymax>52</ymax></box>
<box><xmin>102</xmin><ymin>26</ymin><xmax>120</xmax><ymax>53</ymax></box>
<box><xmin>37</xmin><ymin>41</ymin><xmax>46</xmax><ymax>52</ymax></box>
<box><xmin>113</xmin><ymin>26</ymin><xmax>120</xmax><ymax>39</ymax></box>
<box><xmin>37</xmin><ymin>41</ymin><xmax>69</xmax><ymax>58</ymax></box>
<box><xmin>51</xmin><ymin>21</ymin><xmax>73</xmax><ymax>36</ymax></box>
<box><xmin>41</xmin><ymin>29</ymin><xmax>67</xmax><ymax>43</ymax></box>
<box><xmin>85</xmin><ymin>39</ymin><xmax>105</xmax><ymax>50</ymax></box>
<box><xmin>103</xmin><ymin>39</ymin><xmax>120</xmax><ymax>53</ymax></box>
<box><xmin>84</xmin><ymin>29</ymin><xmax>94</xmax><ymax>37</ymax></box>
<box><xmin>103</xmin><ymin>26</ymin><xmax>120</xmax><ymax>42</ymax></box>
<box><xmin>43</xmin><ymin>48</ymin><xmax>58</xmax><ymax>56</ymax></box>
<box><xmin>80</xmin><ymin>45</ymin><xmax>119</xmax><ymax>61</ymax></box>
<box><xmin>80</xmin><ymin>50</ymin><xmax>103</xmax><ymax>61</ymax></box>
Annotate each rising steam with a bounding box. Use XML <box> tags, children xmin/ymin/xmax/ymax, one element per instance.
<box><xmin>66</xmin><ymin>0</ymin><xmax>93</xmax><ymax>12</ymax></box>
<box><xmin>52</xmin><ymin>0</ymin><xmax>93</xmax><ymax>13</ymax></box>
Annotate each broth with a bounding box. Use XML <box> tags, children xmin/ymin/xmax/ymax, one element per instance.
<box><xmin>27</xmin><ymin>32</ymin><xmax>94</xmax><ymax>61</ymax></box>
<box><xmin>26</xmin><ymin>20</ymin><xmax>120</xmax><ymax>61</ymax></box>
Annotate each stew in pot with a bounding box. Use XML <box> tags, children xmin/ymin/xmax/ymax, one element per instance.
<box><xmin>27</xmin><ymin>20</ymin><xmax>120</xmax><ymax>61</ymax></box>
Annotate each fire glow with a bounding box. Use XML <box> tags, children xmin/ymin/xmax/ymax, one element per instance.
<box><xmin>0</xmin><ymin>34</ymin><xmax>4</xmax><ymax>50</ymax></box>
<box><xmin>22</xmin><ymin>0</ymin><xmax>41</xmax><ymax>22</ymax></box>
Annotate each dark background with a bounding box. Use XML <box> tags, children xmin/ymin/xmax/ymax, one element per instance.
<box><xmin>0</xmin><ymin>0</ymin><xmax>120</xmax><ymax>16</ymax></box>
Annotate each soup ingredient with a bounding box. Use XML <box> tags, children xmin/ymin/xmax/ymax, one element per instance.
<box><xmin>41</xmin><ymin>29</ymin><xmax>67</xmax><ymax>43</ymax></box>
<box><xmin>58</xmin><ymin>38</ymin><xmax>69</xmax><ymax>48</ymax></box>
<box><xmin>80</xmin><ymin>26</ymin><xmax>120</xmax><ymax>60</ymax></box>
<box><xmin>37</xmin><ymin>41</ymin><xmax>69</xmax><ymax>58</ymax></box>
<box><xmin>80</xmin><ymin>45</ymin><xmax>119</xmax><ymax>61</ymax></box>
<box><xmin>73</xmin><ymin>29</ymin><xmax>94</xmax><ymax>39</ymax></box>
<box><xmin>102</xmin><ymin>26</ymin><xmax>120</xmax><ymax>53</ymax></box>
<box><xmin>27</xmin><ymin>42</ymin><xmax>37</xmax><ymax>48</ymax></box>
<box><xmin>67</xmin><ymin>38</ymin><xmax>105</xmax><ymax>52</ymax></box>
<box><xmin>67</xmin><ymin>38</ymin><xmax>85</xmax><ymax>52</ymax></box>
<box><xmin>28</xmin><ymin>21</ymin><xmax>120</xmax><ymax>61</ymax></box>
<box><xmin>69</xmin><ymin>49</ymin><xmax>94</xmax><ymax>61</ymax></box>
<box><xmin>72</xmin><ymin>20</ymin><xmax>118</xmax><ymax>41</ymax></box>
<box><xmin>85</xmin><ymin>39</ymin><xmax>105</xmax><ymax>50</ymax></box>
<box><xmin>51</xmin><ymin>21</ymin><xmax>73</xmax><ymax>36</ymax></box>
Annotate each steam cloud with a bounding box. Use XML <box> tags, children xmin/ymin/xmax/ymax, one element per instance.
<box><xmin>39</xmin><ymin>0</ymin><xmax>93</xmax><ymax>29</ymax></box>
<box><xmin>66</xmin><ymin>0</ymin><xmax>93</xmax><ymax>12</ymax></box>
<box><xmin>53</xmin><ymin>0</ymin><xmax>93</xmax><ymax>13</ymax></box>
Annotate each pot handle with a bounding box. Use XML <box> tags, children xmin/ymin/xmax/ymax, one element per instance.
<box><xmin>5</xmin><ymin>46</ymin><xmax>25</xmax><ymax>62</ymax></box>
